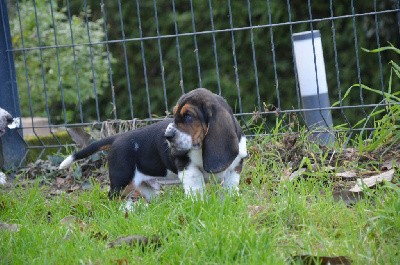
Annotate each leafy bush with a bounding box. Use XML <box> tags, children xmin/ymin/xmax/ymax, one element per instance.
<box><xmin>11</xmin><ymin>1</ymin><xmax>113</xmax><ymax>123</ymax></box>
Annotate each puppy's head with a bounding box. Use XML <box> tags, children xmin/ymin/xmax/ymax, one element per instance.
<box><xmin>0</xmin><ymin>108</ymin><xmax>13</xmax><ymax>136</ymax></box>
<box><xmin>165</xmin><ymin>88</ymin><xmax>242</xmax><ymax>173</ymax></box>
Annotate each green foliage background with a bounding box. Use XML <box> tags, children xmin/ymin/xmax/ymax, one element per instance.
<box><xmin>9</xmin><ymin>0</ymin><xmax>400</xmax><ymax>126</ymax></box>
<box><xmin>11</xmin><ymin>1</ymin><xmax>113</xmax><ymax>123</ymax></box>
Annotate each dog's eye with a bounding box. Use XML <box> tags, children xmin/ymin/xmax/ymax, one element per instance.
<box><xmin>183</xmin><ymin>113</ymin><xmax>193</xmax><ymax>123</ymax></box>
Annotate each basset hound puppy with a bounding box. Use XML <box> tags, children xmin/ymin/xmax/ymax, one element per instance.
<box><xmin>59</xmin><ymin>88</ymin><xmax>247</xmax><ymax>200</ymax></box>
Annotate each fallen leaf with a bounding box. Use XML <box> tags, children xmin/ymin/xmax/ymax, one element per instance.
<box><xmin>60</xmin><ymin>215</ymin><xmax>77</xmax><ymax>225</ymax></box>
<box><xmin>67</xmin><ymin>184</ymin><xmax>81</xmax><ymax>193</ymax></box>
<box><xmin>0</xmin><ymin>222</ymin><xmax>21</xmax><ymax>232</ymax></box>
<box><xmin>244</xmin><ymin>177</ymin><xmax>252</xmax><ymax>185</ymax></box>
<box><xmin>292</xmin><ymin>255</ymin><xmax>351</xmax><ymax>265</ymax></box>
<box><xmin>334</xmin><ymin>171</ymin><xmax>358</xmax><ymax>181</ymax></box>
<box><xmin>349</xmin><ymin>169</ymin><xmax>395</xmax><ymax>192</ymax></box>
<box><xmin>113</xmin><ymin>258</ymin><xmax>129</xmax><ymax>265</ymax></box>
<box><xmin>91</xmin><ymin>231</ymin><xmax>108</xmax><ymax>240</ymax></box>
<box><xmin>289</xmin><ymin>168</ymin><xmax>306</xmax><ymax>181</ymax></box>
<box><xmin>66</xmin><ymin>127</ymin><xmax>91</xmax><ymax>148</ymax></box>
<box><xmin>282</xmin><ymin>167</ymin><xmax>293</xmax><ymax>180</ymax></box>
<box><xmin>340</xmin><ymin>148</ymin><xmax>359</xmax><ymax>161</ymax></box>
<box><xmin>381</xmin><ymin>159</ymin><xmax>400</xmax><ymax>170</ymax></box>
<box><xmin>49</xmin><ymin>190</ymin><xmax>65</xmax><ymax>196</ymax></box>
<box><xmin>247</xmin><ymin>205</ymin><xmax>266</xmax><ymax>217</ymax></box>
<box><xmin>322</xmin><ymin>166</ymin><xmax>335</xmax><ymax>172</ymax></box>
<box><xmin>332</xmin><ymin>190</ymin><xmax>364</xmax><ymax>206</ymax></box>
<box><xmin>81</xmin><ymin>181</ymin><xmax>93</xmax><ymax>190</ymax></box>
<box><xmin>107</xmin><ymin>235</ymin><xmax>161</xmax><ymax>248</ymax></box>
<box><xmin>63</xmin><ymin>230</ymin><xmax>73</xmax><ymax>241</ymax></box>
<box><xmin>72</xmin><ymin>167</ymin><xmax>82</xmax><ymax>179</ymax></box>
<box><xmin>60</xmin><ymin>215</ymin><xmax>87</xmax><ymax>231</ymax></box>
<box><xmin>47</xmin><ymin>155</ymin><xmax>65</xmax><ymax>167</ymax></box>
<box><xmin>56</xmin><ymin>177</ymin><xmax>66</xmax><ymax>187</ymax></box>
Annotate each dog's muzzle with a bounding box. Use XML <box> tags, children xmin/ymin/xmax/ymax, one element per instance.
<box><xmin>164</xmin><ymin>123</ymin><xmax>177</xmax><ymax>141</ymax></box>
<box><xmin>164</xmin><ymin>123</ymin><xmax>192</xmax><ymax>152</ymax></box>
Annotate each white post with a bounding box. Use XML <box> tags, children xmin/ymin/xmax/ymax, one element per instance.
<box><xmin>293</xmin><ymin>30</ymin><xmax>334</xmax><ymax>145</ymax></box>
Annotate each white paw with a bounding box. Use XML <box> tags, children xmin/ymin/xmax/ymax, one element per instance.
<box><xmin>119</xmin><ymin>198</ymin><xmax>148</xmax><ymax>212</ymax></box>
<box><xmin>120</xmin><ymin>198</ymin><xmax>135</xmax><ymax>212</ymax></box>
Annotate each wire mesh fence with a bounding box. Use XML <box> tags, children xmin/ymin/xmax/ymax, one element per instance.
<box><xmin>1</xmin><ymin>0</ymin><xmax>399</xmax><ymax>166</ymax></box>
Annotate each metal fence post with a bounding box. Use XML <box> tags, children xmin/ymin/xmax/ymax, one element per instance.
<box><xmin>0</xmin><ymin>1</ymin><xmax>25</xmax><ymax>169</ymax></box>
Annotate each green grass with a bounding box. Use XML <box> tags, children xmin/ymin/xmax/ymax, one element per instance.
<box><xmin>2</xmin><ymin>117</ymin><xmax>399</xmax><ymax>263</ymax></box>
<box><xmin>1</xmin><ymin>44</ymin><xmax>399</xmax><ymax>264</ymax></box>
<box><xmin>1</xmin><ymin>146</ymin><xmax>399</xmax><ymax>264</ymax></box>
<box><xmin>2</xmin><ymin>107</ymin><xmax>400</xmax><ymax>264</ymax></box>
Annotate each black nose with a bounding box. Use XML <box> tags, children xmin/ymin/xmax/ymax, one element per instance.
<box><xmin>6</xmin><ymin>115</ymin><xmax>13</xmax><ymax>124</ymax></box>
<box><xmin>164</xmin><ymin>129</ymin><xmax>176</xmax><ymax>141</ymax></box>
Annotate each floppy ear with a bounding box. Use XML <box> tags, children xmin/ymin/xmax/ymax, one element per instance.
<box><xmin>203</xmin><ymin>103</ymin><xmax>239</xmax><ymax>173</ymax></box>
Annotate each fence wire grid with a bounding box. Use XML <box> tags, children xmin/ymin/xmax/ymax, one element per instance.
<box><xmin>1</xmin><ymin>0</ymin><xmax>400</xmax><ymax>165</ymax></box>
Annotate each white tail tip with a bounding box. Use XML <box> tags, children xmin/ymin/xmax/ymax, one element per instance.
<box><xmin>59</xmin><ymin>155</ymin><xmax>74</xmax><ymax>169</ymax></box>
